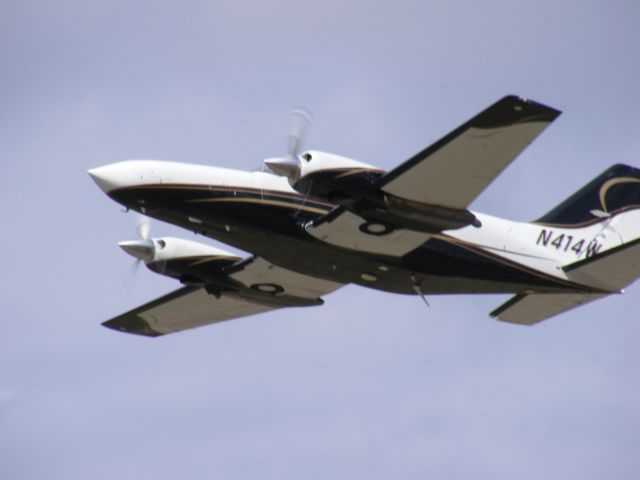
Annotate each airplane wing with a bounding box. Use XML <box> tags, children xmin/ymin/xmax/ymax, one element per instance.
<box><xmin>378</xmin><ymin>95</ymin><xmax>561</xmax><ymax>210</ymax></box>
<box><xmin>102</xmin><ymin>286</ymin><xmax>275</xmax><ymax>337</ymax></box>
<box><xmin>103</xmin><ymin>257</ymin><xmax>343</xmax><ymax>336</ymax></box>
<box><xmin>306</xmin><ymin>96</ymin><xmax>561</xmax><ymax>252</ymax></box>
<box><xmin>490</xmin><ymin>292</ymin><xmax>608</xmax><ymax>325</ymax></box>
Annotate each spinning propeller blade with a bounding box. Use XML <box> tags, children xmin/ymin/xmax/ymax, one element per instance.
<box><xmin>288</xmin><ymin>108</ymin><xmax>313</xmax><ymax>158</ymax></box>
<box><xmin>117</xmin><ymin>215</ymin><xmax>155</xmax><ymax>297</ymax></box>
<box><xmin>137</xmin><ymin>214</ymin><xmax>150</xmax><ymax>240</ymax></box>
<box><xmin>119</xmin><ymin>215</ymin><xmax>154</xmax><ymax>262</ymax></box>
<box><xmin>264</xmin><ymin>108</ymin><xmax>313</xmax><ymax>179</ymax></box>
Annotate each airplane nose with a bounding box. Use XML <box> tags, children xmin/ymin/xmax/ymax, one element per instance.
<box><xmin>88</xmin><ymin>163</ymin><xmax>134</xmax><ymax>193</ymax></box>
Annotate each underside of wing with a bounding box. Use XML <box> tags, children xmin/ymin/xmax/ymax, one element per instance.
<box><xmin>379</xmin><ymin>95</ymin><xmax>561</xmax><ymax>211</ymax></box>
<box><xmin>102</xmin><ymin>286</ymin><xmax>279</xmax><ymax>336</ymax></box>
<box><xmin>490</xmin><ymin>292</ymin><xmax>608</xmax><ymax>325</ymax></box>
<box><xmin>306</xmin><ymin>207</ymin><xmax>431</xmax><ymax>256</ymax></box>
<box><xmin>103</xmin><ymin>257</ymin><xmax>343</xmax><ymax>336</ymax></box>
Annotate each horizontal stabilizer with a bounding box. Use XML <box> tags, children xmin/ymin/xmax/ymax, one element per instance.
<box><xmin>490</xmin><ymin>292</ymin><xmax>608</xmax><ymax>325</ymax></box>
<box><xmin>563</xmin><ymin>237</ymin><xmax>640</xmax><ymax>291</ymax></box>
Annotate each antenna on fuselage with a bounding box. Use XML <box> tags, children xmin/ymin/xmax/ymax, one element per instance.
<box><xmin>410</xmin><ymin>275</ymin><xmax>431</xmax><ymax>308</ymax></box>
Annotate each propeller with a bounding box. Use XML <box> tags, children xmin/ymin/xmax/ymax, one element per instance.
<box><xmin>264</xmin><ymin>108</ymin><xmax>313</xmax><ymax>181</ymax></box>
<box><xmin>118</xmin><ymin>215</ymin><xmax>155</xmax><ymax>263</ymax></box>
<box><xmin>137</xmin><ymin>214</ymin><xmax>150</xmax><ymax>242</ymax></box>
<box><xmin>117</xmin><ymin>215</ymin><xmax>155</xmax><ymax>297</ymax></box>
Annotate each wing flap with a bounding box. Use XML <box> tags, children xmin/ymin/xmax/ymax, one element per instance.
<box><xmin>379</xmin><ymin>96</ymin><xmax>561</xmax><ymax>209</ymax></box>
<box><xmin>490</xmin><ymin>292</ymin><xmax>608</xmax><ymax>325</ymax></box>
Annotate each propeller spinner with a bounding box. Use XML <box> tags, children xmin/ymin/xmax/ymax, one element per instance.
<box><xmin>118</xmin><ymin>215</ymin><xmax>155</xmax><ymax>263</ymax></box>
<box><xmin>264</xmin><ymin>108</ymin><xmax>313</xmax><ymax>180</ymax></box>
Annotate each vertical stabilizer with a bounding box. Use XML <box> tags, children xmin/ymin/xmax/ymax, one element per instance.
<box><xmin>536</xmin><ymin>164</ymin><xmax>640</xmax><ymax>227</ymax></box>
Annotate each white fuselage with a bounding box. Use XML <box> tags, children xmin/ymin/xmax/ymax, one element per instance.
<box><xmin>89</xmin><ymin>159</ymin><xmax>635</xmax><ymax>294</ymax></box>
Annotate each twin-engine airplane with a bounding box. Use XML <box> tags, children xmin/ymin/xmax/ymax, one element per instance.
<box><xmin>89</xmin><ymin>96</ymin><xmax>640</xmax><ymax>337</ymax></box>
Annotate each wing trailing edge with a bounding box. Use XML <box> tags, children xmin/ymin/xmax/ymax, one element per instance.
<box><xmin>490</xmin><ymin>292</ymin><xmax>609</xmax><ymax>325</ymax></box>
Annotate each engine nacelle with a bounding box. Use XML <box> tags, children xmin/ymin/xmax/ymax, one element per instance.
<box><xmin>120</xmin><ymin>236</ymin><xmax>242</xmax><ymax>284</ymax></box>
<box><xmin>291</xmin><ymin>150</ymin><xmax>385</xmax><ymax>204</ymax></box>
<box><xmin>268</xmin><ymin>150</ymin><xmax>477</xmax><ymax>233</ymax></box>
<box><xmin>291</xmin><ymin>151</ymin><xmax>478</xmax><ymax>233</ymax></box>
<box><xmin>148</xmin><ymin>237</ymin><xmax>239</xmax><ymax>264</ymax></box>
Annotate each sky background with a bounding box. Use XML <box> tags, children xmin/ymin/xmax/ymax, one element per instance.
<box><xmin>2</xmin><ymin>1</ymin><xmax>640</xmax><ymax>478</ymax></box>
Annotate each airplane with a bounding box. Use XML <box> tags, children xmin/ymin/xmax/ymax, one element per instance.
<box><xmin>89</xmin><ymin>95</ymin><xmax>640</xmax><ymax>337</ymax></box>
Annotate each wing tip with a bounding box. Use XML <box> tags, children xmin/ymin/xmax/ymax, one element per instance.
<box><xmin>102</xmin><ymin>316</ymin><xmax>164</xmax><ymax>337</ymax></box>
<box><xmin>510</xmin><ymin>94</ymin><xmax>562</xmax><ymax>116</ymax></box>
<box><xmin>472</xmin><ymin>95</ymin><xmax>562</xmax><ymax>129</ymax></box>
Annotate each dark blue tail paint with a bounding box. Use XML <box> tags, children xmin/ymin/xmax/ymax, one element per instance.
<box><xmin>536</xmin><ymin>164</ymin><xmax>640</xmax><ymax>226</ymax></box>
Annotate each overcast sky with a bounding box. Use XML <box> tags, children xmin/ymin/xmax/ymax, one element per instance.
<box><xmin>2</xmin><ymin>1</ymin><xmax>640</xmax><ymax>479</ymax></box>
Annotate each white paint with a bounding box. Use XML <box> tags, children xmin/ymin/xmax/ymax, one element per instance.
<box><xmin>296</xmin><ymin>150</ymin><xmax>381</xmax><ymax>181</ymax></box>
<box><xmin>447</xmin><ymin>209</ymin><xmax>640</xmax><ymax>288</ymax></box>
<box><xmin>88</xmin><ymin>159</ymin><xmax>295</xmax><ymax>195</ymax></box>
<box><xmin>90</xmin><ymin>159</ymin><xmax>640</xmax><ymax>292</ymax></box>
<box><xmin>149</xmin><ymin>237</ymin><xmax>240</xmax><ymax>264</ymax></box>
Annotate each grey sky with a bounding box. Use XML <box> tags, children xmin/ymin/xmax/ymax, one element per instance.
<box><xmin>2</xmin><ymin>1</ymin><xmax>640</xmax><ymax>479</ymax></box>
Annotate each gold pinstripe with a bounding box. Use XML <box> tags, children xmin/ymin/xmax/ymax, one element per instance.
<box><xmin>186</xmin><ymin>197</ymin><xmax>331</xmax><ymax>215</ymax></box>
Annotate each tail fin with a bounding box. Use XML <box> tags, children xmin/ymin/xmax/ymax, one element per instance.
<box><xmin>536</xmin><ymin>163</ymin><xmax>640</xmax><ymax>227</ymax></box>
<box><xmin>528</xmin><ymin>163</ymin><xmax>640</xmax><ymax>265</ymax></box>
